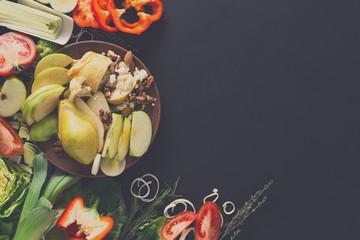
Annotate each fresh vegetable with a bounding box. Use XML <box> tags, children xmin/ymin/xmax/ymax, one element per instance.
<box><xmin>0</xmin><ymin>77</ymin><xmax>26</xmax><ymax>117</ymax></box>
<box><xmin>136</xmin><ymin>217</ymin><xmax>166</xmax><ymax>240</ymax></box>
<box><xmin>49</xmin><ymin>0</ymin><xmax>78</xmax><ymax>13</ymax></box>
<box><xmin>0</xmin><ymin>116</ymin><xmax>23</xmax><ymax>157</ymax></box>
<box><xmin>0</xmin><ymin>158</ymin><xmax>31</xmax><ymax>218</ymax></box>
<box><xmin>92</xmin><ymin>0</ymin><xmax>117</xmax><ymax>32</ymax></box>
<box><xmin>161</xmin><ymin>211</ymin><xmax>197</xmax><ymax>240</ymax></box>
<box><xmin>23</xmin><ymin>142</ymin><xmax>38</xmax><ymax>167</ymax></box>
<box><xmin>56</xmin><ymin>196</ymin><xmax>114</xmax><ymax>240</ymax></box>
<box><xmin>72</xmin><ymin>0</ymin><xmax>100</xmax><ymax>28</ymax></box>
<box><xmin>194</xmin><ymin>202</ymin><xmax>222</xmax><ymax>240</ymax></box>
<box><xmin>0</xmin><ymin>32</ymin><xmax>36</xmax><ymax>76</ymax></box>
<box><xmin>107</xmin><ymin>0</ymin><xmax>163</xmax><ymax>35</ymax></box>
<box><xmin>0</xmin><ymin>2</ymin><xmax>62</xmax><ymax>40</ymax></box>
<box><xmin>36</xmin><ymin>39</ymin><xmax>61</xmax><ymax>59</ymax></box>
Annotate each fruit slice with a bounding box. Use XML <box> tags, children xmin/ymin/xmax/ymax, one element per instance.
<box><xmin>74</xmin><ymin>97</ymin><xmax>104</xmax><ymax>152</ymax></box>
<box><xmin>102</xmin><ymin>114</ymin><xmax>123</xmax><ymax>159</ymax></box>
<box><xmin>59</xmin><ymin>100</ymin><xmax>98</xmax><ymax>165</ymax></box>
<box><xmin>30</xmin><ymin>112</ymin><xmax>58</xmax><ymax>142</ymax></box>
<box><xmin>31</xmin><ymin>67</ymin><xmax>70</xmax><ymax>93</ymax></box>
<box><xmin>117</xmin><ymin>117</ymin><xmax>131</xmax><ymax>161</ymax></box>
<box><xmin>34</xmin><ymin>53</ymin><xmax>73</xmax><ymax>78</ymax></box>
<box><xmin>129</xmin><ymin>111</ymin><xmax>152</xmax><ymax>157</ymax></box>
<box><xmin>100</xmin><ymin>157</ymin><xmax>126</xmax><ymax>177</ymax></box>
<box><xmin>0</xmin><ymin>77</ymin><xmax>26</xmax><ymax>117</ymax></box>
<box><xmin>21</xmin><ymin>84</ymin><xmax>60</xmax><ymax>112</ymax></box>
<box><xmin>107</xmin><ymin>74</ymin><xmax>136</xmax><ymax>105</ymax></box>
<box><xmin>23</xmin><ymin>142</ymin><xmax>37</xmax><ymax>167</ymax></box>
<box><xmin>31</xmin><ymin>86</ymin><xmax>65</xmax><ymax>122</ymax></box>
<box><xmin>86</xmin><ymin>91</ymin><xmax>110</xmax><ymax>118</ymax></box>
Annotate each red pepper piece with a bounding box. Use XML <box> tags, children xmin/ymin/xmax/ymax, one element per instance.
<box><xmin>67</xmin><ymin>238</ymin><xmax>86</xmax><ymax>240</ymax></box>
<box><xmin>0</xmin><ymin>116</ymin><xmax>23</xmax><ymax>157</ymax></box>
<box><xmin>107</xmin><ymin>0</ymin><xmax>163</xmax><ymax>35</ymax></box>
<box><xmin>73</xmin><ymin>0</ymin><xmax>100</xmax><ymax>28</ymax></box>
<box><xmin>56</xmin><ymin>197</ymin><xmax>114</xmax><ymax>240</ymax></box>
<box><xmin>92</xmin><ymin>0</ymin><xmax>118</xmax><ymax>32</ymax></box>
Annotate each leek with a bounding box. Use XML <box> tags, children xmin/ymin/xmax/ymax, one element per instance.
<box><xmin>0</xmin><ymin>0</ymin><xmax>62</xmax><ymax>40</ymax></box>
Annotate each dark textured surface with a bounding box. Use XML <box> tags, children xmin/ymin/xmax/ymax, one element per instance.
<box><xmin>116</xmin><ymin>0</ymin><xmax>360</xmax><ymax>239</ymax></box>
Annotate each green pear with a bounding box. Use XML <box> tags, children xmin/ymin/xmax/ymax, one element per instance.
<box><xmin>59</xmin><ymin>100</ymin><xmax>98</xmax><ymax>165</ymax></box>
<box><xmin>0</xmin><ymin>77</ymin><xmax>26</xmax><ymax>117</ymax></box>
<box><xmin>129</xmin><ymin>111</ymin><xmax>152</xmax><ymax>157</ymax></box>
<box><xmin>117</xmin><ymin>117</ymin><xmax>131</xmax><ymax>161</ymax></box>
<box><xmin>34</xmin><ymin>53</ymin><xmax>73</xmax><ymax>78</ymax></box>
<box><xmin>86</xmin><ymin>91</ymin><xmax>110</xmax><ymax>119</ymax></box>
<box><xmin>31</xmin><ymin>67</ymin><xmax>70</xmax><ymax>93</ymax></box>
<box><xmin>30</xmin><ymin>112</ymin><xmax>58</xmax><ymax>142</ymax></box>
<box><xmin>102</xmin><ymin>114</ymin><xmax>123</xmax><ymax>159</ymax></box>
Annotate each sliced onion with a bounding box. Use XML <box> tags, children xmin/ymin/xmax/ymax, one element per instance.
<box><xmin>222</xmin><ymin>201</ymin><xmax>235</xmax><ymax>215</ymax></box>
<box><xmin>179</xmin><ymin>228</ymin><xmax>194</xmax><ymax>240</ymax></box>
<box><xmin>203</xmin><ymin>188</ymin><xmax>219</xmax><ymax>203</ymax></box>
<box><xmin>164</xmin><ymin>199</ymin><xmax>196</xmax><ymax>219</ymax></box>
<box><xmin>130</xmin><ymin>174</ymin><xmax>159</xmax><ymax>202</ymax></box>
<box><xmin>91</xmin><ymin>154</ymin><xmax>101</xmax><ymax>175</ymax></box>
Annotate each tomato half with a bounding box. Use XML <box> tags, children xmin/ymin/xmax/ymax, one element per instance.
<box><xmin>0</xmin><ymin>117</ymin><xmax>23</xmax><ymax>157</ymax></box>
<box><xmin>0</xmin><ymin>32</ymin><xmax>36</xmax><ymax>77</ymax></box>
<box><xmin>161</xmin><ymin>211</ymin><xmax>197</xmax><ymax>240</ymax></box>
<box><xmin>194</xmin><ymin>202</ymin><xmax>222</xmax><ymax>240</ymax></box>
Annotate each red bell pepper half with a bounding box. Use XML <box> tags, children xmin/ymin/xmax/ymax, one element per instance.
<box><xmin>56</xmin><ymin>197</ymin><xmax>114</xmax><ymax>240</ymax></box>
<box><xmin>0</xmin><ymin>116</ymin><xmax>23</xmax><ymax>157</ymax></box>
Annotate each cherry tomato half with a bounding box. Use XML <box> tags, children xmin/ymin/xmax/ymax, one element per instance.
<box><xmin>161</xmin><ymin>211</ymin><xmax>197</xmax><ymax>240</ymax></box>
<box><xmin>0</xmin><ymin>116</ymin><xmax>23</xmax><ymax>157</ymax></box>
<box><xmin>0</xmin><ymin>32</ymin><xmax>36</xmax><ymax>76</ymax></box>
<box><xmin>194</xmin><ymin>202</ymin><xmax>222</xmax><ymax>240</ymax></box>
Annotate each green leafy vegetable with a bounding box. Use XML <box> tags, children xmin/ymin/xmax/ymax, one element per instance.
<box><xmin>0</xmin><ymin>158</ymin><xmax>31</xmax><ymax>218</ymax></box>
<box><xmin>135</xmin><ymin>217</ymin><xmax>166</xmax><ymax>240</ymax></box>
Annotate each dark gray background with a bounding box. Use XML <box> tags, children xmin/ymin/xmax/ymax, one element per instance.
<box><xmin>118</xmin><ymin>0</ymin><xmax>360</xmax><ymax>239</ymax></box>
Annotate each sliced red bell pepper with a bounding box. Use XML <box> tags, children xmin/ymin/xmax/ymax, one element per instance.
<box><xmin>56</xmin><ymin>197</ymin><xmax>114</xmax><ymax>240</ymax></box>
<box><xmin>92</xmin><ymin>0</ymin><xmax>118</xmax><ymax>32</ymax></box>
<box><xmin>73</xmin><ymin>0</ymin><xmax>100</xmax><ymax>28</ymax></box>
<box><xmin>107</xmin><ymin>0</ymin><xmax>163</xmax><ymax>35</ymax></box>
<box><xmin>0</xmin><ymin>116</ymin><xmax>23</xmax><ymax>157</ymax></box>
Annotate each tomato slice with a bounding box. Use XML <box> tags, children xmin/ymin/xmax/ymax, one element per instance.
<box><xmin>0</xmin><ymin>32</ymin><xmax>36</xmax><ymax>77</ymax></box>
<box><xmin>0</xmin><ymin>117</ymin><xmax>23</xmax><ymax>157</ymax></box>
<box><xmin>73</xmin><ymin>0</ymin><xmax>100</xmax><ymax>28</ymax></box>
<box><xmin>194</xmin><ymin>202</ymin><xmax>222</xmax><ymax>240</ymax></box>
<box><xmin>161</xmin><ymin>211</ymin><xmax>197</xmax><ymax>240</ymax></box>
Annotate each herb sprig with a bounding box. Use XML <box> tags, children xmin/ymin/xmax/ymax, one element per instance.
<box><xmin>119</xmin><ymin>177</ymin><xmax>181</xmax><ymax>240</ymax></box>
<box><xmin>220</xmin><ymin>180</ymin><xmax>274</xmax><ymax>240</ymax></box>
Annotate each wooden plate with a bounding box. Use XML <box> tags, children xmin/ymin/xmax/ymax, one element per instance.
<box><xmin>35</xmin><ymin>41</ymin><xmax>161</xmax><ymax>178</ymax></box>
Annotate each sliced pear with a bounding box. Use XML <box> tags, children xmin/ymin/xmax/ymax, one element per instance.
<box><xmin>117</xmin><ymin>117</ymin><xmax>131</xmax><ymax>161</ymax></box>
<box><xmin>0</xmin><ymin>77</ymin><xmax>26</xmax><ymax>117</ymax></box>
<box><xmin>100</xmin><ymin>157</ymin><xmax>126</xmax><ymax>177</ymax></box>
<box><xmin>30</xmin><ymin>112</ymin><xmax>58</xmax><ymax>142</ymax></box>
<box><xmin>107</xmin><ymin>74</ymin><xmax>136</xmax><ymax>105</ymax></box>
<box><xmin>59</xmin><ymin>100</ymin><xmax>98</xmax><ymax>165</ymax></box>
<box><xmin>102</xmin><ymin>114</ymin><xmax>123</xmax><ymax>159</ymax></box>
<box><xmin>34</xmin><ymin>53</ymin><xmax>73</xmax><ymax>78</ymax></box>
<box><xmin>32</xmin><ymin>67</ymin><xmax>70</xmax><ymax>93</ymax></box>
<box><xmin>31</xmin><ymin>86</ymin><xmax>65</xmax><ymax>122</ymax></box>
<box><xmin>129</xmin><ymin>111</ymin><xmax>152</xmax><ymax>157</ymax></box>
<box><xmin>74</xmin><ymin>97</ymin><xmax>104</xmax><ymax>152</ymax></box>
<box><xmin>86</xmin><ymin>91</ymin><xmax>110</xmax><ymax>118</ymax></box>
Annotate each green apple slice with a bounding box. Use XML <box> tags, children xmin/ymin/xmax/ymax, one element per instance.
<box><xmin>21</xmin><ymin>84</ymin><xmax>61</xmax><ymax>112</ymax></box>
<box><xmin>32</xmin><ymin>67</ymin><xmax>70</xmax><ymax>93</ymax></box>
<box><xmin>74</xmin><ymin>97</ymin><xmax>104</xmax><ymax>153</ymax></box>
<box><xmin>129</xmin><ymin>111</ymin><xmax>152</xmax><ymax>157</ymax></box>
<box><xmin>100</xmin><ymin>157</ymin><xmax>126</xmax><ymax>177</ymax></box>
<box><xmin>0</xmin><ymin>77</ymin><xmax>26</xmax><ymax>117</ymax></box>
<box><xmin>34</xmin><ymin>53</ymin><xmax>73</xmax><ymax>78</ymax></box>
<box><xmin>30</xmin><ymin>112</ymin><xmax>58</xmax><ymax>142</ymax></box>
<box><xmin>117</xmin><ymin>117</ymin><xmax>131</xmax><ymax>161</ymax></box>
<box><xmin>31</xmin><ymin>86</ymin><xmax>65</xmax><ymax>122</ymax></box>
<box><xmin>102</xmin><ymin>113</ymin><xmax>123</xmax><ymax>159</ymax></box>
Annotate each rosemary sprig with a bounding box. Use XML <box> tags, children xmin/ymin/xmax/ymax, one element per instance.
<box><xmin>119</xmin><ymin>177</ymin><xmax>181</xmax><ymax>240</ymax></box>
<box><xmin>220</xmin><ymin>180</ymin><xmax>274</xmax><ymax>240</ymax></box>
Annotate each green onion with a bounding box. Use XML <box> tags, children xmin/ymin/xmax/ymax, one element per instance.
<box><xmin>0</xmin><ymin>1</ymin><xmax>62</xmax><ymax>40</ymax></box>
